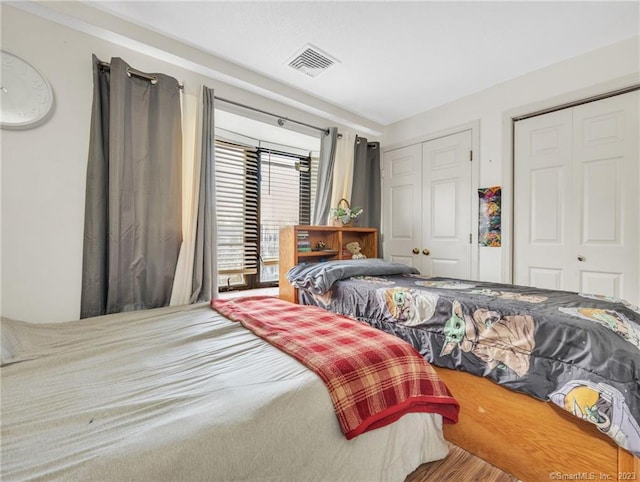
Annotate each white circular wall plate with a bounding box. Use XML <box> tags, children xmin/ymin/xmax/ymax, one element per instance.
<box><xmin>1</xmin><ymin>51</ymin><xmax>54</xmax><ymax>130</ymax></box>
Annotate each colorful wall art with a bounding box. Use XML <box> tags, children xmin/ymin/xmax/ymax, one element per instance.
<box><xmin>478</xmin><ymin>186</ymin><xmax>501</xmax><ymax>247</ymax></box>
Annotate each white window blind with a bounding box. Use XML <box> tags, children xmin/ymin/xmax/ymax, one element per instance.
<box><xmin>259</xmin><ymin>150</ymin><xmax>311</xmax><ymax>282</ymax></box>
<box><xmin>309</xmin><ymin>154</ymin><xmax>318</xmax><ymax>217</ymax></box>
<box><xmin>215</xmin><ymin>136</ymin><xmax>316</xmax><ymax>289</ymax></box>
<box><xmin>215</xmin><ymin>140</ymin><xmax>259</xmax><ymax>287</ymax></box>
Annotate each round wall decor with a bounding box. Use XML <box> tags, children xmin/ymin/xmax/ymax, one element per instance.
<box><xmin>1</xmin><ymin>51</ymin><xmax>54</xmax><ymax>130</ymax></box>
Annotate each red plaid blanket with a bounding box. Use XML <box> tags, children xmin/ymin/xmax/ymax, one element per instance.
<box><xmin>211</xmin><ymin>296</ymin><xmax>458</xmax><ymax>439</ymax></box>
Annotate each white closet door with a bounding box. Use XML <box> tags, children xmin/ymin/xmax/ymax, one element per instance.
<box><xmin>514</xmin><ymin>91</ymin><xmax>639</xmax><ymax>304</ymax></box>
<box><xmin>514</xmin><ymin>109</ymin><xmax>574</xmax><ymax>290</ymax></box>
<box><xmin>421</xmin><ymin>130</ymin><xmax>472</xmax><ymax>278</ymax></box>
<box><xmin>572</xmin><ymin>92</ymin><xmax>638</xmax><ymax>302</ymax></box>
<box><xmin>382</xmin><ymin>143</ymin><xmax>423</xmax><ymax>268</ymax></box>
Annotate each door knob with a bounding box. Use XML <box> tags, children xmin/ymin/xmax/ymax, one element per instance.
<box><xmin>422</xmin><ymin>248</ymin><xmax>430</xmax><ymax>256</ymax></box>
<box><xmin>412</xmin><ymin>248</ymin><xmax>420</xmax><ymax>254</ymax></box>
<box><xmin>577</xmin><ymin>255</ymin><xmax>586</xmax><ymax>262</ymax></box>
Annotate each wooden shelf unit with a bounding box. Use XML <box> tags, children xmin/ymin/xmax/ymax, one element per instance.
<box><xmin>278</xmin><ymin>225</ymin><xmax>378</xmax><ymax>303</ymax></box>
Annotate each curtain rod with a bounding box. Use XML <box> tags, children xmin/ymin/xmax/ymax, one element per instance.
<box><xmin>98</xmin><ymin>61</ymin><xmax>184</xmax><ymax>90</ymax></box>
<box><xmin>97</xmin><ymin>61</ymin><xmax>329</xmax><ymax>135</ymax></box>
<box><xmin>213</xmin><ymin>96</ymin><xmax>330</xmax><ymax>136</ymax></box>
<box><xmin>216</xmin><ymin>126</ymin><xmax>319</xmax><ymax>155</ymax></box>
<box><xmin>356</xmin><ymin>135</ymin><xmax>378</xmax><ymax>148</ymax></box>
<box><xmin>512</xmin><ymin>83</ymin><xmax>639</xmax><ymax>121</ymax></box>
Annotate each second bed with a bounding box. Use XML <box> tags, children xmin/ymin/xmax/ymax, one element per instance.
<box><xmin>287</xmin><ymin>259</ymin><xmax>640</xmax><ymax>481</ymax></box>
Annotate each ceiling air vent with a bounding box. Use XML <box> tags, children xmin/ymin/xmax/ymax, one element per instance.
<box><xmin>287</xmin><ymin>44</ymin><xmax>339</xmax><ymax>78</ymax></box>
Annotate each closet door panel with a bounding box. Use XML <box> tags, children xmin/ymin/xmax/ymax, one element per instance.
<box><xmin>422</xmin><ymin>130</ymin><xmax>472</xmax><ymax>278</ymax></box>
<box><xmin>514</xmin><ymin>109</ymin><xmax>574</xmax><ymax>291</ymax></box>
<box><xmin>572</xmin><ymin>91</ymin><xmax>638</xmax><ymax>302</ymax></box>
<box><xmin>528</xmin><ymin>267</ymin><xmax>563</xmax><ymax>290</ymax></box>
<box><xmin>514</xmin><ymin>90</ymin><xmax>638</xmax><ymax>305</ymax></box>
<box><xmin>529</xmin><ymin>166</ymin><xmax>564</xmax><ymax>243</ymax></box>
<box><xmin>382</xmin><ymin>144</ymin><xmax>422</xmax><ymax>268</ymax></box>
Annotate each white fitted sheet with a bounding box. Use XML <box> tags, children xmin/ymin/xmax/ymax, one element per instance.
<box><xmin>1</xmin><ymin>302</ymin><xmax>448</xmax><ymax>481</ymax></box>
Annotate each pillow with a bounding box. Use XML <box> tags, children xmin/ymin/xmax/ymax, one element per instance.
<box><xmin>1</xmin><ymin>318</ymin><xmax>22</xmax><ymax>366</ymax></box>
<box><xmin>286</xmin><ymin>259</ymin><xmax>420</xmax><ymax>294</ymax></box>
<box><xmin>1</xmin><ymin>317</ymin><xmax>44</xmax><ymax>366</ymax></box>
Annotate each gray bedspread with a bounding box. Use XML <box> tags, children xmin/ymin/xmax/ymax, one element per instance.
<box><xmin>293</xmin><ymin>261</ymin><xmax>640</xmax><ymax>457</ymax></box>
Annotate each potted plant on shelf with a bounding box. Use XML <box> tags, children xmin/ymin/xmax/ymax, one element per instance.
<box><xmin>329</xmin><ymin>199</ymin><xmax>363</xmax><ymax>227</ymax></box>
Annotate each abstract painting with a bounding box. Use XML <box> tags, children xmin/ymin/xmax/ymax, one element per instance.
<box><xmin>478</xmin><ymin>186</ymin><xmax>501</xmax><ymax>247</ymax></box>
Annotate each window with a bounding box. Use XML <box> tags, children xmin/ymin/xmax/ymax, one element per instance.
<box><xmin>215</xmin><ymin>140</ymin><xmax>259</xmax><ymax>288</ymax></box>
<box><xmin>215</xmin><ymin>139</ymin><xmax>315</xmax><ymax>290</ymax></box>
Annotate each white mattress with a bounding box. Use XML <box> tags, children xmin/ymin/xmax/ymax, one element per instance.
<box><xmin>1</xmin><ymin>302</ymin><xmax>448</xmax><ymax>481</ymax></box>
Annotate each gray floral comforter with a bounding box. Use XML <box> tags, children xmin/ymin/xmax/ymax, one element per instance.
<box><xmin>295</xmin><ymin>269</ymin><xmax>640</xmax><ymax>456</ymax></box>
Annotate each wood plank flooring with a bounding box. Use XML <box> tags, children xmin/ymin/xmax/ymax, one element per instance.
<box><xmin>405</xmin><ymin>442</ymin><xmax>520</xmax><ymax>482</ymax></box>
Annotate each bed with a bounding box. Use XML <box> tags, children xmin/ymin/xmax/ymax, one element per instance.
<box><xmin>287</xmin><ymin>259</ymin><xmax>640</xmax><ymax>482</ymax></box>
<box><xmin>1</xmin><ymin>299</ymin><xmax>458</xmax><ymax>481</ymax></box>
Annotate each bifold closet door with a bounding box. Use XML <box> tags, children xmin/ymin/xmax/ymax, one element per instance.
<box><xmin>421</xmin><ymin>130</ymin><xmax>472</xmax><ymax>279</ymax></box>
<box><xmin>382</xmin><ymin>130</ymin><xmax>472</xmax><ymax>278</ymax></box>
<box><xmin>514</xmin><ymin>91</ymin><xmax>639</xmax><ymax>305</ymax></box>
<box><xmin>382</xmin><ymin>143</ymin><xmax>423</xmax><ymax>268</ymax></box>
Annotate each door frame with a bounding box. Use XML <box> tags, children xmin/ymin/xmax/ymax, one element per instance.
<box><xmin>502</xmin><ymin>74</ymin><xmax>640</xmax><ymax>284</ymax></box>
<box><xmin>382</xmin><ymin>120</ymin><xmax>480</xmax><ymax>280</ymax></box>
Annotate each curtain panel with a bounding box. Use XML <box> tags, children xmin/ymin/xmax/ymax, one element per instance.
<box><xmin>189</xmin><ymin>86</ymin><xmax>218</xmax><ymax>302</ymax></box>
<box><xmin>350</xmin><ymin>137</ymin><xmax>382</xmax><ymax>254</ymax></box>
<box><xmin>170</xmin><ymin>85</ymin><xmax>218</xmax><ymax>304</ymax></box>
<box><xmin>81</xmin><ymin>56</ymin><xmax>183</xmax><ymax>318</ymax></box>
<box><xmin>312</xmin><ymin>127</ymin><xmax>338</xmax><ymax>225</ymax></box>
<box><xmin>330</xmin><ymin>132</ymin><xmax>356</xmax><ymax>211</ymax></box>
<box><xmin>169</xmin><ymin>85</ymin><xmax>203</xmax><ymax>305</ymax></box>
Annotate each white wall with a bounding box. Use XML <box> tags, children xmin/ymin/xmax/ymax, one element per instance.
<box><xmin>3</xmin><ymin>3</ymin><xmax>638</xmax><ymax>322</ymax></box>
<box><xmin>382</xmin><ymin>36</ymin><xmax>640</xmax><ymax>282</ymax></box>
<box><xmin>0</xmin><ymin>5</ymin><xmax>365</xmax><ymax>322</ymax></box>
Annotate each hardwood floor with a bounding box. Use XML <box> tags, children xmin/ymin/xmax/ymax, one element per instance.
<box><xmin>405</xmin><ymin>443</ymin><xmax>520</xmax><ymax>482</ymax></box>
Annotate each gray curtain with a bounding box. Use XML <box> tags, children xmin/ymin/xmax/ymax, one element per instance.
<box><xmin>312</xmin><ymin>127</ymin><xmax>338</xmax><ymax>225</ymax></box>
<box><xmin>81</xmin><ymin>55</ymin><xmax>182</xmax><ymax>318</ymax></box>
<box><xmin>350</xmin><ymin>136</ymin><xmax>382</xmax><ymax>255</ymax></box>
<box><xmin>190</xmin><ymin>86</ymin><xmax>217</xmax><ymax>302</ymax></box>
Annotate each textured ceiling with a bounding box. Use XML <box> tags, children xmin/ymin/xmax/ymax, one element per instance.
<box><xmin>91</xmin><ymin>1</ymin><xmax>639</xmax><ymax>125</ymax></box>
